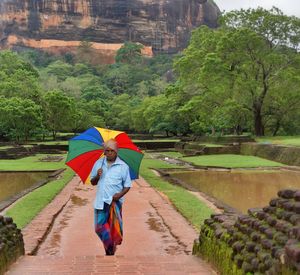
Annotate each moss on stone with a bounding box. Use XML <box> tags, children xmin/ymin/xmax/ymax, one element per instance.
<box><xmin>194</xmin><ymin>226</ymin><xmax>243</xmax><ymax>275</ymax></box>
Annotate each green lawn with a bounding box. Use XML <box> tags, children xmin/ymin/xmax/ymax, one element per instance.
<box><xmin>161</xmin><ymin>151</ymin><xmax>184</xmax><ymax>158</ymax></box>
<box><xmin>133</xmin><ymin>139</ymin><xmax>180</xmax><ymax>142</ymax></box>
<box><xmin>256</xmin><ymin>136</ymin><xmax>300</xmax><ymax>147</ymax></box>
<box><xmin>182</xmin><ymin>154</ymin><xmax>284</xmax><ymax>168</ymax></box>
<box><xmin>0</xmin><ymin>146</ymin><xmax>13</xmax><ymax>149</ymax></box>
<box><xmin>199</xmin><ymin>143</ymin><xmax>224</xmax><ymax>147</ymax></box>
<box><xmin>0</xmin><ymin>154</ymin><xmax>67</xmax><ymax>171</ymax></box>
<box><xmin>34</xmin><ymin>141</ymin><xmax>68</xmax><ymax>145</ymax></box>
<box><xmin>141</xmin><ymin>154</ymin><xmax>214</xmax><ymax>231</ymax></box>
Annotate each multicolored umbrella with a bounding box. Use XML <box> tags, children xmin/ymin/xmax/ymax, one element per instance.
<box><xmin>66</xmin><ymin>127</ymin><xmax>144</xmax><ymax>183</ymax></box>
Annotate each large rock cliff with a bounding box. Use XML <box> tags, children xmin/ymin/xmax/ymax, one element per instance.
<box><xmin>0</xmin><ymin>0</ymin><xmax>220</xmax><ymax>61</ymax></box>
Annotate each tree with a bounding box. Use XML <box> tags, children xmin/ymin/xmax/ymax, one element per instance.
<box><xmin>175</xmin><ymin>7</ymin><xmax>300</xmax><ymax>136</ymax></box>
<box><xmin>115</xmin><ymin>42</ymin><xmax>143</xmax><ymax>64</ymax></box>
<box><xmin>104</xmin><ymin>94</ymin><xmax>136</xmax><ymax>130</ymax></box>
<box><xmin>103</xmin><ymin>64</ymin><xmax>131</xmax><ymax>95</ymax></box>
<box><xmin>45</xmin><ymin>60</ymin><xmax>74</xmax><ymax>81</ymax></box>
<box><xmin>0</xmin><ymin>97</ymin><xmax>42</xmax><ymax>142</ymax></box>
<box><xmin>81</xmin><ymin>85</ymin><xmax>112</xmax><ymax>101</ymax></box>
<box><xmin>77</xmin><ymin>41</ymin><xmax>93</xmax><ymax>64</ymax></box>
<box><xmin>0</xmin><ymin>50</ymin><xmax>39</xmax><ymax>77</ymax></box>
<box><xmin>131</xmin><ymin>91</ymin><xmax>190</xmax><ymax>136</ymax></box>
<box><xmin>0</xmin><ymin>50</ymin><xmax>41</xmax><ymax>102</ymax></box>
<box><xmin>69</xmin><ymin>99</ymin><xmax>107</xmax><ymax>133</ymax></box>
<box><xmin>43</xmin><ymin>90</ymin><xmax>74</xmax><ymax>140</ymax></box>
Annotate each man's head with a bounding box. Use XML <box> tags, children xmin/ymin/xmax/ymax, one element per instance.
<box><xmin>103</xmin><ymin>139</ymin><xmax>118</xmax><ymax>161</ymax></box>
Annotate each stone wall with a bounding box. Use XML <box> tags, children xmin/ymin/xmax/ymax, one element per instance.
<box><xmin>175</xmin><ymin>142</ymin><xmax>240</xmax><ymax>156</ymax></box>
<box><xmin>193</xmin><ymin>189</ymin><xmax>300</xmax><ymax>274</ymax></box>
<box><xmin>135</xmin><ymin>141</ymin><xmax>176</xmax><ymax>150</ymax></box>
<box><xmin>181</xmin><ymin>136</ymin><xmax>255</xmax><ymax>144</ymax></box>
<box><xmin>241</xmin><ymin>143</ymin><xmax>300</xmax><ymax>166</ymax></box>
<box><xmin>0</xmin><ymin>216</ymin><xmax>24</xmax><ymax>274</ymax></box>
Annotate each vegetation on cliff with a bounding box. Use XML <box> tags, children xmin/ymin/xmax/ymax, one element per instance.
<box><xmin>0</xmin><ymin>7</ymin><xmax>300</xmax><ymax>142</ymax></box>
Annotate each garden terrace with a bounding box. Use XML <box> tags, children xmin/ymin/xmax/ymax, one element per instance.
<box><xmin>241</xmin><ymin>143</ymin><xmax>300</xmax><ymax>166</ymax></box>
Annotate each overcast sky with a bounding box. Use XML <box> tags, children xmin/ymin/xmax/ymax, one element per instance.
<box><xmin>213</xmin><ymin>0</ymin><xmax>300</xmax><ymax>18</ymax></box>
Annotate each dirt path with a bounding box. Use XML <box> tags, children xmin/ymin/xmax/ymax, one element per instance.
<box><xmin>6</xmin><ymin>177</ymin><xmax>216</xmax><ymax>274</ymax></box>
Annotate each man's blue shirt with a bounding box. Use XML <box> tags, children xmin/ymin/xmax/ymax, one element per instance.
<box><xmin>91</xmin><ymin>156</ymin><xmax>132</xmax><ymax>210</ymax></box>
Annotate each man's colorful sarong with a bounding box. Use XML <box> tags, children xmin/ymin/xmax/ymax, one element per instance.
<box><xmin>94</xmin><ymin>201</ymin><xmax>123</xmax><ymax>254</ymax></box>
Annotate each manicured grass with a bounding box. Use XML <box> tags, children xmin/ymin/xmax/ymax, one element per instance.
<box><xmin>161</xmin><ymin>151</ymin><xmax>184</xmax><ymax>158</ymax></box>
<box><xmin>182</xmin><ymin>154</ymin><xmax>284</xmax><ymax>168</ymax></box>
<box><xmin>256</xmin><ymin>136</ymin><xmax>300</xmax><ymax>147</ymax></box>
<box><xmin>200</xmin><ymin>143</ymin><xmax>224</xmax><ymax>147</ymax></box>
<box><xmin>0</xmin><ymin>154</ymin><xmax>67</xmax><ymax>171</ymax></box>
<box><xmin>140</xmin><ymin>154</ymin><xmax>214</xmax><ymax>231</ymax></box>
<box><xmin>133</xmin><ymin>139</ymin><xmax>180</xmax><ymax>142</ymax></box>
<box><xmin>35</xmin><ymin>141</ymin><xmax>68</xmax><ymax>145</ymax></box>
<box><xmin>6</xmin><ymin>168</ymin><xmax>74</xmax><ymax>228</ymax></box>
<box><xmin>0</xmin><ymin>145</ymin><xmax>35</xmax><ymax>149</ymax></box>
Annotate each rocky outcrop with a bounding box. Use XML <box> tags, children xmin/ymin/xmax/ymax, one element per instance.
<box><xmin>0</xmin><ymin>0</ymin><xmax>220</xmax><ymax>56</ymax></box>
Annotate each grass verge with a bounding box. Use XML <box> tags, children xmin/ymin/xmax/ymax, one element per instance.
<box><xmin>0</xmin><ymin>154</ymin><xmax>67</xmax><ymax>171</ymax></box>
<box><xmin>181</xmin><ymin>154</ymin><xmax>284</xmax><ymax>168</ymax></box>
<box><xmin>160</xmin><ymin>151</ymin><xmax>184</xmax><ymax>158</ymax></box>
<box><xmin>256</xmin><ymin>136</ymin><xmax>300</xmax><ymax>147</ymax></box>
<box><xmin>140</xmin><ymin>154</ymin><xmax>214</xmax><ymax>231</ymax></box>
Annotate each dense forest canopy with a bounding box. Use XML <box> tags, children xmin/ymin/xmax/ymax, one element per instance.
<box><xmin>0</xmin><ymin>7</ymin><xmax>299</xmax><ymax>141</ymax></box>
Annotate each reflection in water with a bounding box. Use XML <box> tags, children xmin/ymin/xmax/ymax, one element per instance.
<box><xmin>0</xmin><ymin>172</ymin><xmax>50</xmax><ymax>202</ymax></box>
<box><xmin>170</xmin><ymin>170</ymin><xmax>300</xmax><ymax>213</ymax></box>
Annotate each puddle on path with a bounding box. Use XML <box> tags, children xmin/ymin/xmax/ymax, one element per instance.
<box><xmin>146</xmin><ymin>212</ymin><xmax>187</xmax><ymax>255</ymax></box>
<box><xmin>71</xmin><ymin>195</ymin><xmax>88</xmax><ymax>206</ymax></box>
<box><xmin>146</xmin><ymin>215</ymin><xmax>166</xmax><ymax>233</ymax></box>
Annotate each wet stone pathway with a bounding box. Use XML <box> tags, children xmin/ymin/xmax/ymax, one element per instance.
<box><xmin>6</xmin><ymin>176</ymin><xmax>216</xmax><ymax>274</ymax></box>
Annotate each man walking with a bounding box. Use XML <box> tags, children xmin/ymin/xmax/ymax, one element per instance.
<box><xmin>91</xmin><ymin>139</ymin><xmax>132</xmax><ymax>255</ymax></box>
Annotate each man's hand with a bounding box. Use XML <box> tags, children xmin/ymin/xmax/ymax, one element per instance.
<box><xmin>112</xmin><ymin>187</ymin><xmax>130</xmax><ymax>201</ymax></box>
<box><xmin>112</xmin><ymin>193</ymin><xmax>122</xmax><ymax>201</ymax></box>
<box><xmin>97</xmin><ymin>168</ymin><xmax>103</xmax><ymax>177</ymax></box>
<box><xmin>91</xmin><ymin>168</ymin><xmax>103</xmax><ymax>185</ymax></box>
